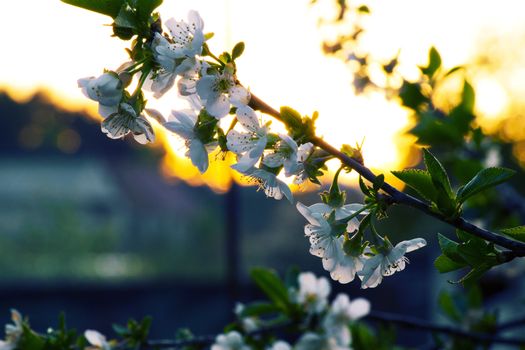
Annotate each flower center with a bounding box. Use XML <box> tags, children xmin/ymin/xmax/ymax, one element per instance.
<box><xmin>213</xmin><ymin>75</ymin><xmax>234</xmax><ymax>93</ymax></box>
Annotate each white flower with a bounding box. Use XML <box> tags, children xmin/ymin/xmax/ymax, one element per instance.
<box><xmin>234</xmin><ymin>303</ymin><xmax>259</xmax><ymax>332</ymax></box>
<box><xmin>0</xmin><ymin>341</ymin><xmax>14</xmax><ymax>350</ymax></box>
<box><xmin>0</xmin><ymin>310</ymin><xmax>23</xmax><ymax>350</ymax></box>
<box><xmin>165</xmin><ymin>10</ymin><xmax>204</xmax><ymax>58</ymax></box>
<box><xmin>163</xmin><ymin>109</ymin><xmax>211</xmax><ymax>173</ymax></box>
<box><xmin>84</xmin><ymin>330</ymin><xmax>111</xmax><ymax>350</ymax></box>
<box><xmin>294</xmin><ymin>333</ymin><xmax>350</xmax><ymax>350</ymax></box>
<box><xmin>197</xmin><ymin>72</ymin><xmax>250</xmax><ymax>119</ymax></box>
<box><xmin>296</xmin><ymin>202</ymin><xmax>336</xmax><ymax>258</ymax></box>
<box><xmin>358</xmin><ymin>238</ymin><xmax>427</xmax><ymax>289</ymax></box>
<box><xmin>242</xmin><ymin>167</ymin><xmax>293</xmax><ymax>202</ymax></box>
<box><xmin>324</xmin><ymin>237</ymin><xmax>365</xmax><ymax>284</ymax></box>
<box><xmin>267</xmin><ymin>341</ymin><xmax>291</xmax><ymax>350</ymax></box>
<box><xmin>78</xmin><ymin>72</ymin><xmax>122</xmax><ymax>117</ymax></box>
<box><xmin>211</xmin><ymin>331</ymin><xmax>251</xmax><ymax>350</ymax></box>
<box><xmin>146</xmin><ymin>11</ymin><xmax>204</xmax><ymax>98</ymax></box>
<box><xmin>227</xmin><ymin>105</ymin><xmax>268</xmax><ymax>172</ymax></box>
<box><xmin>262</xmin><ymin>134</ymin><xmax>300</xmax><ymax>176</ymax></box>
<box><xmin>294</xmin><ymin>272</ymin><xmax>331</xmax><ymax>313</ymax></box>
<box><xmin>296</xmin><ymin>203</ymin><xmax>364</xmax><ymax>284</ymax></box>
<box><xmin>323</xmin><ymin>294</ymin><xmax>370</xmax><ymax>346</ymax></box>
<box><xmin>101</xmin><ymin>103</ymin><xmax>155</xmax><ymax>144</ymax></box>
<box><xmin>293</xmin><ymin>142</ymin><xmax>314</xmax><ymax>184</ymax></box>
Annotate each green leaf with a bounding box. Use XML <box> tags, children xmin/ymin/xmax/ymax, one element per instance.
<box><xmin>280</xmin><ymin>106</ymin><xmax>303</xmax><ymax>129</ymax></box>
<box><xmin>250</xmin><ymin>268</ymin><xmax>290</xmax><ymax>312</ymax></box>
<box><xmin>437</xmin><ymin>233</ymin><xmax>464</xmax><ymax>263</ymax></box>
<box><xmin>423</xmin><ymin>149</ymin><xmax>453</xmax><ymax>199</ymax></box>
<box><xmin>435</xmin><ymin>254</ymin><xmax>466</xmax><ymax>273</ymax></box>
<box><xmin>461</xmin><ymin>79</ymin><xmax>475</xmax><ymax>113</ymax></box>
<box><xmin>457</xmin><ymin>238</ymin><xmax>497</xmax><ymax>267</ymax></box>
<box><xmin>358</xmin><ymin>176</ymin><xmax>372</xmax><ymax>197</ymax></box>
<box><xmin>240</xmin><ymin>302</ymin><xmax>280</xmax><ymax>317</ymax></box>
<box><xmin>456</xmin><ymin>264</ymin><xmax>492</xmax><ymax>286</ymax></box>
<box><xmin>232</xmin><ymin>42</ymin><xmax>245</xmax><ymax>60</ymax></box>
<box><xmin>500</xmin><ymin>226</ymin><xmax>525</xmax><ymax>242</ymax></box>
<box><xmin>114</xmin><ymin>4</ymin><xmax>138</xmax><ymax>30</ymax></box>
<box><xmin>357</xmin><ymin>5</ymin><xmax>370</xmax><ymax>13</ymax></box>
<box><xmin>61</xmin><ymin>0</ymin><xmax>125</xmax><ymax>18</ymax></box>
<box><xmin>373</xmin><ymin>174</ymin><xmax>385</xmax><ymax>191</ymax></box>
<box><xmin>135</xmin><ymin>0</ymin><xmax>163</xmax><ymax>21</ymax></box>
<box><xmin>391</xmin><ymin>169</ymin><xmax>437</xmax><ymax>202</ymax></box>
<box><xmin>457</xmin><ymin>167</ymin><xmax>515</xmax><ymax>203</ymax></box>
<box><xmin>421</xmin><ymin>46</ymin><xmax>442</xmax><ymax>78</ymax></box>
<box><xmin>19</xmin><ymin>325</ymin><xmax>46</xmax><ymax>350</ymax></box>
<box><xmin>438</xmin><ymin>291</ymin><xmax>462</xmax><ymax>322</ymax></box>
<box><xmin>455</xmin><ymin>229</ymin><xmax>472</xmax><ymax>242</ymax></box>
<box><xmin>399</xmin><ymin>81</ymin><xmax>427</xmax><ymax>111</ymax></box>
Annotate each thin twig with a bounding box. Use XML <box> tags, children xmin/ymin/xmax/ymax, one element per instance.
<box><xmin>368</xmin><ymin>310</ymin><xmax>525</xmax><ymax>346</ymax></box>
<box><xmin>140</xmin><ymin>311</ymin><xmax>525</xmax><ymax>349</ymax></box>
<box><xmin>248</xmin><ymin>93</ymin><xmax>525</xmax><ymax>256</ymax></box>
<box><xmin>497</xmin><ymin>315</ymin><xmax>525</xmax><ymax>331</ymax></box>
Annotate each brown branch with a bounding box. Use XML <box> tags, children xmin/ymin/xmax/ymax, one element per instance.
<box><xmin>248</xmin><ymin>93</ymin><xmax>525</xmax><ymax>256</ymax></box>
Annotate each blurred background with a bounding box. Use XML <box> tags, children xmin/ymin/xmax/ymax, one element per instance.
<box><xmin>0</xmin><ymin>0</ymin><xmax>525</xmax><ymax>346</ymax></box>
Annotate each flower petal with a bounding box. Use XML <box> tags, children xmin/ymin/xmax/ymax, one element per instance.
<box><xmin>206</xmin><ymin>93</ymin><xmax>230</xmax><ymax>119</ymax></box>
<box><xmin>235</xmin><ymin>105</ymin><xmax>260</xmax><ymax>132</ymax></box>
<box><xmin>189</xmin><ymin>139</ymin><xmax>209</xmax><ymax>173</ymax></box>
<box><xmin>228</xmin><ymin>85</ymin><xmax>250</xmax><ymax>107</ymax></box>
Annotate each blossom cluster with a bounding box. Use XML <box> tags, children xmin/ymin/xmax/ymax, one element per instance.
<box><xmin>77</xmin><ymin>9</ymin><xmax>427</xmax><ymax>289</ymax></box>
<box><xmin>78</xmin><ymin>10</ymin><xmax>315</xmax><ymax>203</ymax></box>
<box><xmin>297</xmin><ymin>200</ymin><xmax>426</xmax><ymax>289</ymax></box>
<box><xmin>215</xmin><ymin>272</ymin><xmax>371</xmax><ymax>350</ymax></box>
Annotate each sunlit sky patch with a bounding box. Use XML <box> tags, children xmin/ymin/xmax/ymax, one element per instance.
<box><xmin>1</xmin><ymin>0</ymin><xmax>524</xmax><ymax>191</ymax></box>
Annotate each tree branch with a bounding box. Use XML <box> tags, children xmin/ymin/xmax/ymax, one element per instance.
<box><xmin>248</xmin><ymin>93</ymin><xmax>525</xmax><ymax>255</ymax></box>
<box><xmin>368</xmin><ymin>310</ymin><xmax>525</xmax><ymax>346</ymax></box>
<box><xmin>140</xmin><ymin>311</ymin><xmax>525</xmax><ymax>349</ymax></box>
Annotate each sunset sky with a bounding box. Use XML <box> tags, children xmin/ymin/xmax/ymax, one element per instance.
<box><xmin>1</xmin><ymin>0</ymin><xmax>524</xmax><ymax>191</ymax></box>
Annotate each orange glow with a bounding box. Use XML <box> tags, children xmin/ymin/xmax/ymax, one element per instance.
<box><xmin>2</xmin><ymin>0</ymin><xmax>525</xmax><ymax>192</ymax></box>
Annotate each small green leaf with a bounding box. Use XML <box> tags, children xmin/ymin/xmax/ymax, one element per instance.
<box><xmin>241</xmin><ymin>302</ymin><xmax>281</xmax><ymax>317</ymax></box>
<box><xmin>437</xmin><ymin>233</ymin><xmax>464</xmax><ymax>263</ymax></box>
<box><xmin>373</xmin><ymin>174</ymin><xmax>385</xmax><ymax>191</ymax></box>
<box><xmin>135</xmin><ymin>0</ymin><xmax>163</xmax><ymax>21</ymax></box>
<box><xmin>457</xmin><ymin>167</ymin><xmax>515</xmax><ymax>203</ymax></box>
<box><xmin>500</xmin><ymin>226</ymin><xmax>525</xmax><ymax>242</ymax></box>
<box><xmin>250</xmin><ymin>268</ymin><xmax>290</xmax><ymax>312</ymax></box>
<box><xmin>391</xmin><ymin>169</ymin><xmax>437</xmax><ymax>202</ymax></box>
<box><xmin>421</xmin><ymin>46</ymin><xmax>442</xmax><ymax>78</ymax></box>
<box><xmin>280</xmin><ymin>106</ymin><xmax>303</xmax><ymax>129</ymax></box>
<box><xmin>19</xmin><ymin>324</ymin><xmax>46</xmax><ymax>350</ymax></box>
<box><xmin>435</xmin><ymin>254</ymin><xmax>466</xmax><ymax>273</ymax></box>
<box><xmin>399</xmin><ymin>81</ymin><xmax>427</xmax><ymax>111</ymax></box>
<box><xmin>423</xmin><ymin>149</ymin><xmax>454</xmax><ymax>200</ymax></box>
<box><xmin>456</xmin><ymin>264</ymin><xmax>492</xmax><ymax>286</ymax></box>
<box><xmin>357</xmin><ymin>5</ymin><xmax>370</xmax><ymax>13</ymax></box>
<box><xmin>232</xmin><ymin>42</ymin><xmax>245</xmax><ymax>60</ymax></box>
<box><xmin>114</xmin><ymin>4</ymin><xmax>138</xmax><ymax>30</ymax></box>
<box><xmin>358</xmin><ymin>176</ymin><xmax>372</xmax><ymax>197</ymax></box>
<box><xmin>438</xmin><ymin>291</ymin><xmax>462</xmax><ymax>322</ymax></box>
<box><xmin>61</xmin><ymin>0</ymin><xmax>125</xmax><ymax>18</ymax></box>
<box><xmin>461</xmin><ymin>79</ymin><xmax>475</xmax><ymax>113</ymax></box>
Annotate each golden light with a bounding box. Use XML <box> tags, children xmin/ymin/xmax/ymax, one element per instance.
<box><xmin>1</xmin><ymin>0</ymin><xmax>525</xmax><ymax>192</ymax></box>
<box><xmin>475</xmin><ymin>78</ymin><xmax>509</xmax><ymax>120</ymax></box>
